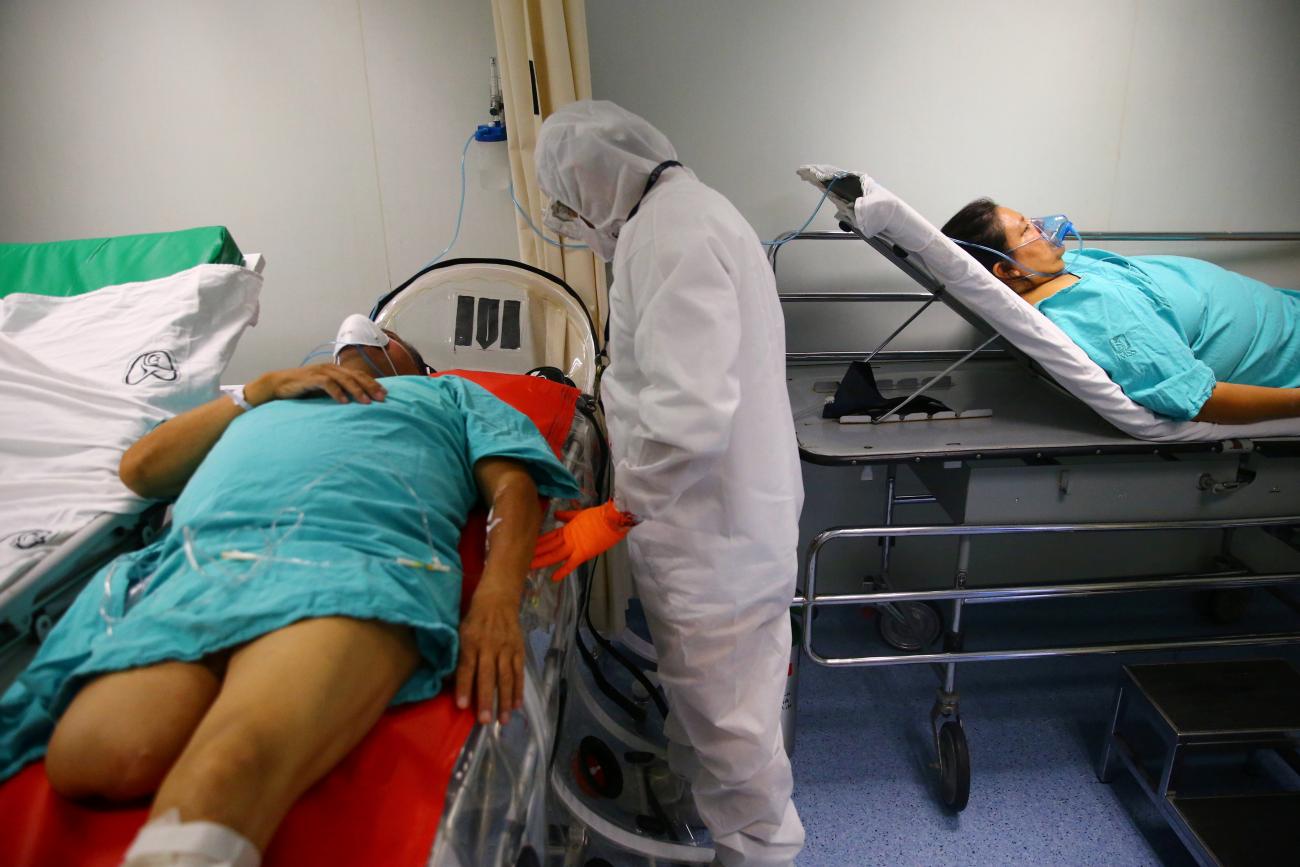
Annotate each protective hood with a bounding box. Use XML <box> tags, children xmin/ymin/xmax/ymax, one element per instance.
<box><xmin>535</xmin><ymin>100</ymin><xmax>679</xmax><ymax>262</ymax></box>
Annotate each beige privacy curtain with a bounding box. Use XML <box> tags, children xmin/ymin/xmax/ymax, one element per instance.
<box><xmin>492</xmin><ymin>0</ymin><xmax>628</xmax><ymax>634</ymax></box>
<box><xmin>491</xmin><ymin>0</ymin><xmax>607</xmax><ymax>331</ymax></box>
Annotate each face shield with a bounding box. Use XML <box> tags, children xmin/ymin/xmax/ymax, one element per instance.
<box><xmin>542</xmin><ymin>196</ymin><xmax>617</xmax><ymax>261</ymax></box>
<box><xmin>543</xmin><ymin>199</ymin><xmax>583</xmax><ymax>238</ymax></box>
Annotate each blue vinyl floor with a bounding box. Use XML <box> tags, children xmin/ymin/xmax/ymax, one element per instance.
<box><xmin>788</xmin><ymin>589</ymin><xmax>1300</xmax><ymax>867</ymax></box>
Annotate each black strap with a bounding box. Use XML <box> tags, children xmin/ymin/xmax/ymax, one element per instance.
<box><xmin>822</xmin><ymin>360</ymin><xmax>953</xmax><ymax>420</ymax></box>
<box><xmin>625</xmin><ymin>160</ymin><xmax>682</xmax><ymax>222</ymax></box>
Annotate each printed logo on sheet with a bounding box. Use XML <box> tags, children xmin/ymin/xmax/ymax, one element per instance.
<box><xmin>125</xmin><ymin>350</ymin><xmax>179</xmax><ymax>385</ymax></box>
<box><xmin>5</xmin><ymin>530</ymin><xmax>53</xmax><ymax>550</ymax></box>
<box><xmin>1108</xmin><ymin>333</ymin><xmax>1138</xmax><ymax>359</ymax></box>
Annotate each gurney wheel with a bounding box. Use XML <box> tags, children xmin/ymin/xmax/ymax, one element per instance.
<box><xmin>878</xmin><ymin>602</ymin><xmax>942</xmax><ymax>652</ymax></box>
<box><xmin>574</xmin><ymin>735</ymin><xmax>623</xmax><ymax>799</ymax></box>
<box><xmin>937</xmin><ymin>721</ymin><xmax>970</xmax><ymax>811</ymax></box>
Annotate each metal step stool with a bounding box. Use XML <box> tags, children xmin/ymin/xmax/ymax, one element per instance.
<box><xmin>1097</xmin><ymin>658</ymin><xmax>1300</xmax><ymax>867</ymax></box>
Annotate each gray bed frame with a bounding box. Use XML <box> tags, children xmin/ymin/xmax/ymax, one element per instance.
<box><xmin>775</xmin><ymin>224</ymin><xmax>1300</xmax><ymax>811</ymax></box>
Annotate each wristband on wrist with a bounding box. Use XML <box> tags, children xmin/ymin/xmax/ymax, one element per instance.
<box><xmin>227</xmin><ymin>385</ymin><xmax>253</xmax><ymax>411</ymax></box>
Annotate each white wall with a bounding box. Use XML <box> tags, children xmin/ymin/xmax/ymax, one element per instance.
<box><xmin>587</xmin><ymin>0</ymin><xmax>1300</xmax><ymax>355</ymax></box>
<box><xmin>0</xmin><ymin>0</ymin><xmax>519</xmax><ymax>382</ymax></box>
<box><xmin>587</xmin><ymin>0</ymin><xmax>1300</xmax><ymax>592</ymax></box>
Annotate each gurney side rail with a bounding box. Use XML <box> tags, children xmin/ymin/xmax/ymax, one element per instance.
<box><xmin>799</xmin><ymin>516</ymin><xmax>1300</xmax><ymax>669</ymax></box>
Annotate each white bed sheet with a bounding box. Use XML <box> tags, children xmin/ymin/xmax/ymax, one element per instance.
<box><xmin>797</xmin><ymin>165</ymin><xmax>1300</xmax><ymax>443</ymax></box>
<box><xmin>0</xmin><ymin>263</ymin><xmax>261</xmax><ymax>590</ymax></box>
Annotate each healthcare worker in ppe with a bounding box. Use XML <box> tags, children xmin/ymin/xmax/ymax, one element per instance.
<box><xmin>535</xmin><ymin>100</ymin><xmax>805</xmax><ymax>867</ymax></box>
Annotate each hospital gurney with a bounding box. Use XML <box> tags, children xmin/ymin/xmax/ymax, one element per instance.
<box><xmin>0</xmin><ymin>256</ymin><xmax>699</xmax><ymax>867</ymax></box>
<box><xmin>378</xmin><ymin>260</ymin><xmax>721</xmax><ymax>864</ymax></box>
<box><xmin>779</xmin><ymin>169</ymin><xmax>1300</xmax><ymax>811</ymax></box>
<box><xmin>0</xmin><ymin>228</ymin><xmax>263</xmax><ymax>664</ymax></box>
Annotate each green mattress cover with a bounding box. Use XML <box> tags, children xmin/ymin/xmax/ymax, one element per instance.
<box><xmin>0</xmin><ymin>226</ymin><xmax>244</xmax><ymax>299</ymax></box>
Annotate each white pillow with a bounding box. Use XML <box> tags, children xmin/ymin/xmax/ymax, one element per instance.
<box><xmin>0</xmin><ymin>263</ymin><xmax>262</xmax><ymax>586</ymax></box>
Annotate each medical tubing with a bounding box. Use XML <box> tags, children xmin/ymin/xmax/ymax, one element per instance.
<box><xmin>640</xmin><ymin>763</ymin><xmax>682</xmax><ymax>844</ymax></box>
<box><xmin>421</xmin><ymin>131</ymin><xmax>476</xmax><ymax>269</ymax></box>
<box><xmin>950</xmin><ymin>237</ymin><xmax>1065</xmax><ymax>279</ymax></box>
<box><xmin>508</xmin><ymin>178</ymin><xmax>588</xmax><ymax>251</ymax></box>
<box><xmin>568</xmin><ymin>386</ymin><xmax>668</xmax><ymax>721</ymax></box>
<box><xmin>578</xmin><ymin>547</ymin><xmax>670</xmax><ymax>722</ymax></box>
<box><xmin>574</xmin><ymin>397</ymin><xmax>611</xmax><ymax>503</ymax></box>
<box><xmin>299</xmin><ymin>340</ymin><xmax>341</xmax><ymax>366</ymax></box>
<box><xmin>761</xmin><ymin>173</ymin><xmax>846</xmax><ymax>255</ymax></box>
<box><xmin>547</xmin><ymin>675</ymin><xmax>569</xmax><ymax>773</ymax></box>
<box><xmin>574</xmin><ymin>573</ymin><xmax>648</xmax><ymax>725</ymax></box>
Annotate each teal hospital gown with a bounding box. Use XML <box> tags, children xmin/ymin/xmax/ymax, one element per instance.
<box><xmin>1037</xmin><ymin>250</ymin><xmax>1300</xmax><ymax>420</ymax></box>
<box><xmin>0</xmin><ymin>375</ymin><xmax>580</xmax><ymax>781</ymax></box>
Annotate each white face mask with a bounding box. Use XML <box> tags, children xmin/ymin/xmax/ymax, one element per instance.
<box><xmin>332</xmin><ymin>314</ymin><xmax>390</xmax><ymax>364</ymax></box>
<box><xmin>331</xmin><ymin>313</ymin><xmax>404</xmax><ymax>377</ymax></box>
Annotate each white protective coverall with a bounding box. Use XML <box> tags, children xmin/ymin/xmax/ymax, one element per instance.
<box><xmin>536</xmin><ymin>100</ymin><xmax>805</xmax><ymax>867</ymax></box>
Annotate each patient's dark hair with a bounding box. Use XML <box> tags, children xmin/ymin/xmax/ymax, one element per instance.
<box><xmin>941</xmin><ymin>198</ymin><xmax>1008</xmax><ymax>274</ymax></box>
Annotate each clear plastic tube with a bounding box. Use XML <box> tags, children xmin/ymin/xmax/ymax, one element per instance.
<box><xmin>761</xmin><ymin>177</ymin><xmax>840</xmax><ymax>252</ymax></box>
<box><xmin>509</xmin><ymin>178</ymin><xmax>587</xmax><ymax>250</ymax></box>
<box><xmin>98</xmin><ymin>457</ymin><xmax>459</xmax><ymax>632</ymax></box>
<box><xmin>422</xmin><ymin>131</ymin><xmax>477</xmax><ymax>268</ymax></box>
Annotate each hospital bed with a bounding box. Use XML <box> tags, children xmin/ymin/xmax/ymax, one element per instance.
<box><xmin>779</xmin><ymin>169</ymin><xmax>1300</xmax><ymax>811</ymax></box>
<box><xmin>0</xmin><ymin>253</ymin><xmax>709</xmax><ymax>867</ymax></box>
<box><xmin>0</xmin><ymin>228</ymin><xmax>263</xmax><ymax>664</ymax></box>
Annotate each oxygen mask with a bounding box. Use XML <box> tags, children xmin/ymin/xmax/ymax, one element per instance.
<box><xmin>1014</xmin><ymin>214</ymin><xmax>1077</xmax><ymax>251</ymax></box>
<box><xmin>953</xmin><ymin>213</ymin><xmax>1082</xmax><ymax>281</ymax></box>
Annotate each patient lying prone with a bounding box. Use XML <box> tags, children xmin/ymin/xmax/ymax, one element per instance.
<box><xmin>0</xmin><ymin>326</ymin><xmax>580</xmax><ymax>865</ymax></box>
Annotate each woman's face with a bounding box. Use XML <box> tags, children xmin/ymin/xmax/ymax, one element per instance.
<box><xmin>994</xmin><ymin>206</ymin><xmax>1067</xmax><ymax>287</ymax></box>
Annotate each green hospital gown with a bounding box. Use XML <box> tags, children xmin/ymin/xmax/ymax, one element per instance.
<box><xmin>1037</xmin><ymin>250</ymin><xmax>1300</xmax><ymax>420</ymax></box>
<box><xmin>0</xmin><ymin>375</ymin><xmax>580</xmax><ymax>781</ymax></box>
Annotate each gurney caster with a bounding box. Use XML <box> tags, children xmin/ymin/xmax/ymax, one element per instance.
<box><xmin>931</xmin><ymin>692</ymin><xmax>970</xmax><ymax>811</ymax></box>
<box><xmin>877</xmin><ymin>601</ymin><xmax>942</xmax><ymax>652</ymax></box>
<box><xmin>937</xmin><ymin>721</ymin><xmax>970</xmax><ymax>812</ymax></box>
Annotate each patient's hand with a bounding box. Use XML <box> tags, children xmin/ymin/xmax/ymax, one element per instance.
<box><xmin>245</xmin><ymin>364</ymin><xmax>387</xmax><ymax>406</ymax></box>
<box><xmin>455</xmin><ymin>589</ymin><xmax>525</xmax><ymax>725</ymax></box>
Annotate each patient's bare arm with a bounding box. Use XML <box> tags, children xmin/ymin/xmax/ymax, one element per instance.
<box><xmin>119</xmin><ymin>364</ymin><xmax>387</xmax><ymax>499</ymax></box>
<box><xmin>456</xmin><ymin>457</ymin><xmax>542</xmax><ymax>725</ymax></box>
<box><xmin>1194</xmin><ymin>382</ymin><xmax>1300</xmax><ymax>424</ymax></box>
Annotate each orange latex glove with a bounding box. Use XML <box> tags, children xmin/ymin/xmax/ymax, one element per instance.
<box><xmin>531</xmin><ymin>500</ymin><xmax>638</xmax><ymax>582</ymax></box>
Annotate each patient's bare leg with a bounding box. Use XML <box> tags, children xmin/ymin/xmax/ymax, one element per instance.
<box><xmin>46</xmin><ymin>659</ymin><xmax>223</xmax><ymax>801</ymax></box>
<box><xmin>147</xmin><ymin>616</ymin><xmax>418</xmax><ymax>850</ymax></box>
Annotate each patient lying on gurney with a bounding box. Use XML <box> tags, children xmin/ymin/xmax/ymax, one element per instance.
<box><xmin>943</xmin><ymin>198</ymin><xmax>1300</xmax><ymax>425</ymax></box>
<box><xmin>0</xmin><ymin>326</ymin><xmax>581</xmax><ymax>865</ymax></box>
